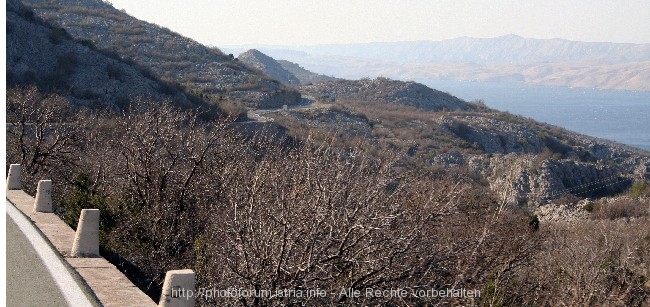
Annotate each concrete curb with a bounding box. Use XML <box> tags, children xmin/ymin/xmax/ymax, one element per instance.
<box><xmin>34</xmin><ymin>179</ymin><xmax>53</xmax><ymax>213</ymax></box>
<box><xmin>71</xmin><ymin>208</ymin><xmax>101</xmax><ymax>258</ymax></box>
<box><xmin>159</xmin><ymin>269</ymin><xmax>196</xmax><ymax>307</ymax></box>
<box><xmin>7</xmin><ymin>164</ymin><xmax>22</xmax><ymax>190</ymax></box>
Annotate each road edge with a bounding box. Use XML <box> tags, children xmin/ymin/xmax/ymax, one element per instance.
<box><xmin>6</xmin><ymin>200</ymin><xmax>101</xmax><ymax>306</ymax></box>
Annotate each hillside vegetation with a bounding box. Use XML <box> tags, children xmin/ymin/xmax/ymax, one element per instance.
<box><xmin>8</xmin><ymin>86</ymin><xmax>650</xmax><ymax>306</ymax></box>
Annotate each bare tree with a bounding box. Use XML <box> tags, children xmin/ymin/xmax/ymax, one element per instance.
<box><xmin>6</xmin><ymin>86</ymin><xmax>81</xmax><ymax>193</ymax></box>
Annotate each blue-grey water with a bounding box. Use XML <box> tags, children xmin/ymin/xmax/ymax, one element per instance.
<box><xmin>419</xmin><ymin>80</ymin><xmax>650</xmax><ymax>152</ymax></box>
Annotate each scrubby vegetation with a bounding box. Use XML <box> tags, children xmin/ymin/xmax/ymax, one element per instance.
<box><xmin>588</xmin><ymin>198</ymin><xmax>648</xmax><ymax>220</ymax></box>
<box><xmin>269</xmin><ymin>97</ymin><xmax>599</xmax><ymax>170</ymax></box>
<box><xmin>7</xmin><ymin>86</ymin><xmax>649</xmax><ymax>306</ymax></box>
<box><xmin>630</xmin><ymin>181</ymin><xmax>650</xmax><ymax>199</ymax></box>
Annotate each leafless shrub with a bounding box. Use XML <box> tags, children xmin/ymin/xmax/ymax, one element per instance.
<box><xmin>555</xmin><ymin>193</ymin><xmax>581</xmax><ymax>207</ymax></box>
<box><xmin>590</xmin><ymin>198</ymin><xmax>648</xmax><ymax>220</ymax></box>
<box><xmin>6</xmin><ymin>86</ymin><xmax>81</xmax><ymax>193</ymax></box>
<box><xmin>520</xmin><ymin>219</ymin><xmax>650</xmax><ymax>306</ymax></box>
<box><xmin>4</xmin><ymin>91</ymin><xmax>579</xmax><ymax>306</ymax></box>
<box><xmin>59</xmin><ymin>6</ymin><xmax>128</xmax><ymax>21</ymax></box>
<box><xmin>216</xmin><ymin>100</ymin><xmax>247</xmax><ymax>120</ymax></box>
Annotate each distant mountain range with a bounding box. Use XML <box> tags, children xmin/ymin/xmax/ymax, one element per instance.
<box><xmin>223</xmin><ymin>35</ymin><xmax>650</xmax><ymax>91</ymax></box>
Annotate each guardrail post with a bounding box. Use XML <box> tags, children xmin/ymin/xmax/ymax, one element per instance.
<box><xmin>34</xmin><ymin>180</ymin><xmax>53</xmax><ymax>213</ymax></box>
<box><xmin>71</xmin><ymin>209</ymin><xmax>100</xmax><ymax>257</ymax></box>
<box><xmin>159</xmin><ymin>269</ymin><xmax>196</xmax><ymax>307</ymax></box>
<box><xmin>6</xmin><ymin>164</ymin><xmax>22</xmax><ymax>190</ymax></box>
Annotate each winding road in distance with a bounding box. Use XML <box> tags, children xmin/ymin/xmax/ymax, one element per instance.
<box><xmin>246</xmin><ymin>96</ymin><xmax>329</xmax><ymax>122</ymax></box>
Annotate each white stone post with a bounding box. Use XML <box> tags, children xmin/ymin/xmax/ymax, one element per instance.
<box><xmin>159</xmin><ymin>269</ymin><xmax>196</xmax><ymax>307</ymax></box>
<box><xmin>6</xmin><ymin>164</ymin><xmax>22</xmax><ymax>190</ymax></box>
<box><xmin>34</xmin><ymin>180</ymin><xmax>53</xmax><ymax>213</ymax></box>
<box><xmin>71</xmin><ymin>209</ymin><xmax>100</xmax><ymax>257</ymax></box>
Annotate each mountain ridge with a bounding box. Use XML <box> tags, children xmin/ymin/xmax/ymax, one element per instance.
<box><xmin>6</xmin><ymin>0</ymin><xmax>194</xmax><ymax>108</ymax></box>
<box><xmin>236</xmin><ymin>49</ymin><xmax>339</xmax><ymax>85</ymax></box>
<box><xmin>21</xmin><ymin>0</ymin><xmax>302</xmax><ymax>109</ymax></box>
<box><xmin>237</xmin><ymin>49</ymin><xmax>301</xmax><ymax>85</ymax></box>
<box><xmin>223</xmin><ymin>50</ymin><xmax>649</xmax><ymax>206</ymax></box>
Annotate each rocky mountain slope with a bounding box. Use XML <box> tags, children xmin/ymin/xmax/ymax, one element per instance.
<box><xmin>20</xmin><ymin>0</ymin><xmax>301</xmax><ymax>109</ymax></box>
<box><xmin>237</xmin><ymin>49</ymin><xmax>300</xmax><ymax>85</ymax></box>
<box><xmin>6</xmin><ymin>0</ymin><xmax>191</xmax><ymax>107</ymax></box>
<box><xmin>276</xmin><ymin>60</ymin><xmax>339</xmax><ymax>85</ymax></box>
<box><xmin>252</xmin><ymin>56</ymin><xmax>650</xmax><ymax>208</ymax></box>
<box><xmin>270</xmin><ymin>97</ymin><xmax>649</xmax><ymax>208</ymax></box>
<box><xmin>229</xmin><ymin>49</ymin><xmax>650</xmax><ymax>207</ymax></box>
<box><xmin>236</xmin><ymin>49</ymin><xmax>338</xmax><ymax>85</ymax></box>
<box><xmin>300</xmin><ymin>77</ymin><xmax>474</xmax><ymax>111</ymax></box>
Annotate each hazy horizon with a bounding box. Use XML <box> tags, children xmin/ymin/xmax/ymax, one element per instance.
<box><xmin>218</xmin><ymin>34</ymin><xmax>650</xmax><ymax>49</ymax></box>
<box><xmin>108</xmin><ymin>0</ymin><xmax>650</xmax><ymax>46</ymax></box>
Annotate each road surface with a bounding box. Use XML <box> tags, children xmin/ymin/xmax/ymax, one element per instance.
<box><xmin>247</xmin><ymin>96</ymin><xmax>330</xmax><ymax>122</ymax></box>
<box><xmin>6</xmin><ymin>202</ymin><xmax>99</xmax><ymax>307</ymax></box>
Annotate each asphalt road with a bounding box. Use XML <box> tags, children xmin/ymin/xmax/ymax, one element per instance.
<box><xmin>5</xmin><ymin>202</ymin><xmax>99</xmax><ymax>307</ymax></box>
<box><xmin>6</xmin><ymin>213</ymin><xmax>70</xmax><ymax>306</ymax></box>
<box><xmin>247</xmin><ymin>96</ymin><xmax>327</xmax><ymax>122</ymax></box>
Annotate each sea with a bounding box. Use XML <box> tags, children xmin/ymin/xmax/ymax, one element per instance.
<box><xmin>419</xmin><ymin>80</ymin><xmax>650</xmax><ymax>152</ymax></box>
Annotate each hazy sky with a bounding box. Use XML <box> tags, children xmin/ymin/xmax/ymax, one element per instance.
<box><xmin>108</xmin><ymin>0</ymin><xmax>650</xmax><ymax>46</ymax></box>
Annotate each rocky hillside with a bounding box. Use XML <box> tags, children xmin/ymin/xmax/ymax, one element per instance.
<box><xmin>6</xmin><ymin>0</ymin><xmax>190</xmax><ymax>107</ymax></box>
<box><xmin>300</xmin><ymin>77</ymin><xmax>475</xmax><ymax>111</ymax></box>
<box><xmin>20</xmin><ymin>0</ymin><xmax>301</xmax><ymax>109</ymax></box>
<box><xmin>268</xmin><ymin>86</ymin><xmax>650</xmax><ymax>208</ymax></box>
<box><xmin>439</xmin><ymin>113</ymin><xmax>650</xmax><ymax>205</ymax></box>
<box><xmin>276</xmin><ymin>60</ymin><xmax>339</xmax><ymax>85</ymax></box>
<box><xmin>237</xmin><ymin>49</ymin><xmax>300</xmax><ymax>85</ymax></box>
<box><xmin>236</xmin><ymin>52</ymin><xmax>649</xmax><ymax>205</ymax></box>
<box><xmin>237</xmin><ymin>49</ymin><xmax>338</xmax><ymax>85</ymax></box>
